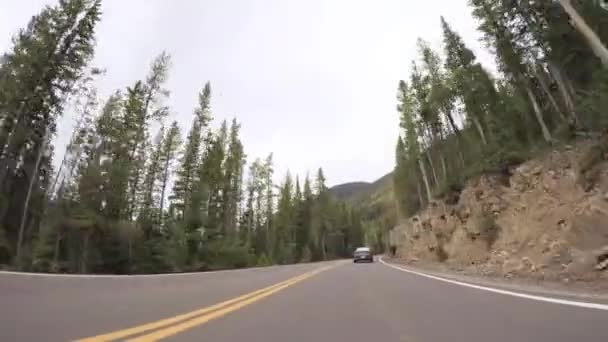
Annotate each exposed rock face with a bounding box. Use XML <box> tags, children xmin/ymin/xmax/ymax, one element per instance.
<box><xmin>391</xmin><ymin>141</ymin><xmax>608</xmax><ymax>281</ymax></box>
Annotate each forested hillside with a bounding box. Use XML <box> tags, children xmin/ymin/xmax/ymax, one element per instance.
<box><xmin>0</xmin><ymin>0</ymin><xmax>365</xmax><ymax>274</ymax></box>
<box><xmin>328</xmin><ymin>182</ymin><xmax>372</xmax><ymax>200</ymax></box>
<box><xmin>328</xmin><ymin>173</ymin><xmax>397</xmax><ymax>255</ymax></box>
<box><xmin>393</xmin><ymin>0</ymin><xmax>608</xmax><ymax>219</ymax></box>
<box><xmin>387</xmin><ymin>1</ymin><xmax>608</xmax><ymax>280</ymax></box>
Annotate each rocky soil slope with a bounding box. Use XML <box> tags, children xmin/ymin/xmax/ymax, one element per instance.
<box><xmin>390</xmin><ymin>138</ymin><xmax>608</xmax><ymax>284</ymax></box>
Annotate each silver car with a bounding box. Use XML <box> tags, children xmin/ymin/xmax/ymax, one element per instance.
<box><xmin>353</xmin><ymin>247</ymin><xmax>373</xmax><ymax>263</ymax></box>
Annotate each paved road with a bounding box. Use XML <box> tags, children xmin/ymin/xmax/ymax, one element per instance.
<box><xmin>2</xmin><ymin>258</ymin><xmax>608</xmax><ymax>342</ymax></box>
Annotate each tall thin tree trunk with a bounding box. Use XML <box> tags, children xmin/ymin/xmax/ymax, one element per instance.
<box><xmin>52</xmin><ymin>232</ymin><xmax>61</xmax><ymax>271</ymax></box>
<box><xmin>246</xmin><ymin>193</ymin><xmax>254</xmax><ymax>245</ymax></box>
<box><xmin>418</xmin><ymin>158</ymin><xmax>432</xmax><ymax>203</ymax></box>
<box><xmin>472</xmin><ymin>117</ymin><xmax>488</xmax><ymax>145</ymax></box>
<box><xmin>425</xmin><ymin>149</ymin><xmax>439</xmax><ymax>187</ymax></box>
<box><xmin>558</xmin><ymin>0</ymin><xmax>608</xmax><ymax>67</ymax></box>
<box><xmin>159</xmin><ymin>162</ymin><xmax>171</xmax><ymax>227</ymax></box>
<box><xmin>81</xmin><ymin>232</ymin><xmax>90</xmax><ymax>274</ymax></box>
<box><xmin>533</xmin><ymin>64</ymin><xmax>568</xmax><ymax>123</ymax></box>
<box><xmin>445</xmin><ymin>111</ymin><xmax>466</xmax><ymax>166</ymax></box>
<box><xmin>49</xmin><ymin>162</ymin><xmax>64</xmax><ymax>198</ymax></box>
<box><xmin>515</xmin><ymin>2</ymin><xmax>580</xmax><ymax>127</ymax></box>
<box><xmin>416</xmin><ymin>178</ymin><xmax>424</xmax><ymax>208</ymax></box>
<box><xmin>445</xmin><ymin>112</ymin><xmax>461</xmax><ymax>137</ymax></box>
<box><xmin>128</xmin><ymin>239</ymin><xmax>133</xmax><ymax>274</ymax></box>
<box><xmin>440</xmin><ymin>152</ymin><xmax>448</xmax><ymax>184</ymax></box>
<box><xmin>16</xmin><ymin>134</ymin><xmax>48</xmax><ymax>270</ymax></box>
<box><xmin>321</xmin><ymin>232</ymin><xmax>327</xmax><ymax>260</ymax></box>
<box><xmin>548</xmin><ymin>61</ymin><xmax>580</xmax><ymax>126</ymax></box>
<box><xmin>524</xmin><ymin>84</ymin><xmax>553</xmax><ymax>142</ymax></box>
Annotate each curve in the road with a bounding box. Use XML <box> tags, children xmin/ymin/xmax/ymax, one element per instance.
<box><xmin>74</xmin><ymin>263</ymin><xmax>338</xmax><ymax>342</ymax></box>
<box><xmin>379</xmin><ymin>257</ymin><xmax>608</xmax><ymax>311</ymax></box>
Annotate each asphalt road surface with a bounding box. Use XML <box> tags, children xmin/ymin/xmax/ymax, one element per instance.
<box><xmin>2</xmin><ymin>257</ymin><xmax>608</xmax><ymax>342</ymax></box>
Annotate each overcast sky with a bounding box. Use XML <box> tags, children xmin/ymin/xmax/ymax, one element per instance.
<box><xmin>0</xmin><ymin>0</ymin><xmax>494</xmax><ymax>186</ymax></box>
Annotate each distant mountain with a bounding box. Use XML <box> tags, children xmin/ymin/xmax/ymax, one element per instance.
<box><xmin>331</xmin><ymin>172</ymin><xmax>399</xmax><ymax>251</ymax></box>
<box><xmin>329</xmin><ymin>172</ymin><xmax>394</xmax><ymax>203</ymax></box>
<box><xmin>328</xmin><ymin>182</ymin><xmax>372</xmax><ymax>200</ymax></box>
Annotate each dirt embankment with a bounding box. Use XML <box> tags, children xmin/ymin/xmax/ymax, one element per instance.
<box><xmin>390</xmin><ymin>139</ymin><xmax>608</xmax><ymax>285</ymax></box>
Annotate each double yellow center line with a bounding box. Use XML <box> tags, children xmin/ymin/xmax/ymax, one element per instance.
<box><xmin>75</xmin><ymin>264</ymin><xmax>335</xmax><ymax>342</ymax></box>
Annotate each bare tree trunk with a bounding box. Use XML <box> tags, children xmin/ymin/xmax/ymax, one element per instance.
<box><xmin>444</xmin><ymin>111</ymin><xmax>466</xmax><ymax>166</ymax></box>
<box><xmin>321</xmin><ymin>232</ymin><xmax>327</xmax><ymax>260</ymax></box>
<box><xmin>547</xmin><ymin>61</ymin><xmax>580</xmax><ymax>126</ymax></box>
<box><xmin>246</xmin><ymin>196</ymin><xmax>254</xmax><ymax>245</ymax></box>
<box><xmin>16</xmin><ymin>134</ymin><xmax>48</xmax><ymax>270</ymax></box>
<box><xmin>524</xmin><ymin>84</ymin><xmax>553</xmax><ymax>142</ymax></box>
<box><xmin>128</xmin><ymin>239</ymin><xmax>133</xmax><ymax>274</ymax></box>
<box><xmin>445</xmin><ymin>112</ymin><xmax>461</xmax><ymax>137</ymax></box>
<box><xmin>425</xmin><ymin>149</ymin><xmax>439</xmax><ymax>187</ymax></box>
<box><xmin>159</xmin><ymin>162</ymin><xmax>171</xmax><ymax>227</ymax></box>
<box><xmin>52</xmin><ymin>232</ymin><xmax>62</xmax><ymax>271</ymax></box>
<box><xmin>440</xmin><ymin>152</ymin><xmax>448</xmax><ymax>183</ymax></box>
<box><xmin>559</xmin><ymin>0</ymin><xmax>608</xmax><ymax>67</ymax></box>
<box><xmin>533</xmin><ymin>64</ymin><xmax>568</xmax><ymax>123</ymax></box>
<box><xmin>49</xmin><ymin>162</ymin><xmax>64</xmax><ymax>198</ymax></box>
<box><xmin>514</xmin><ymin>2</ymin><xmax>580</xmax><ymax>127</ymax></box>
<box><xmin>418</xmin><ymin>158</ymin><xmax>433</xmax><ymax>203</ymax></box>
<box><xmin>472</xmin><ymin>117</ymin><xmax>488</xmax><ymax>145</ymax></box>
<box><xmin>81</xmin><ymin>232</ymin><xmax>90</xmax><ymax>274</ymax></box>
<box><xmin>565</xmin><ymin>76</ymin><xmax>577</xmax><ymax>101</ymax></box>
<box><xmin>416</xmin><ymin>178</ymin><xmax>424</xmax><ymax>208</ymax></box>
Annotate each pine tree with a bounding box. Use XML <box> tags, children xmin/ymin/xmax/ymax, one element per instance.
<box><xmin>311</xmin><ymin>168</ymin><xmax>330</xmax><ymax>260</ymax></box>
<box><xmin>299</xmin><ymin>174</ymin><xmax>314</xmax><ymax>261</ymax></box>
<box><xmin>199</xmin><ymin>125</ymin><xmax>227</xmax><ymax>240</ymax></box>
<box><xmin>246</xmin><ymin>159</ymin><xmax>263</xmax><ymax>253</ymax></box>
<box><xmin>158</xmin><ymin>121</ymin><xmax>181</xmax><ymax>227</ymax></box>
<box><xmin>0</xmin><ymin>0</ymin><xmax>102</xmax><ymax>268</ymax></box>
<box><xmin>274</xmin><ymin>172</ymin><xmax>294</xmax><ymax>263</ymax></box>
<box><xmin>292</xmin><ymin>176</ymin><xmax>307</xmax><ymax>261</ymax></box>
<box><xmin>397</xmin><ymin>80</ymin><xmax>431</xmax><ymax>203</ymax></box>
<box><xmin>470</xmin><ymin>0</ymin><xmax>553</xmax><ymax>142</ymax></box>
<box><xmin>125</xmin><ymin>53</ymin><xmax>171</xmax><ymax>220</ymax></box>
<box><xmin>221</xmin><ymin>119</ymin><xmax>245</xmax><ymax>241</ymax></box>
<box><xmin>97</xmin><ymin>92</ymin><xmax>130</xmax><ymax>221</ymax></box>
<box><xmin>171</xmin><ymin>83</ymin><xmax>212</xmax><ymax>218</ymax></box>
<box><xmin>263</xmin><ymin>154</ymin><xmax>274</xmax><ymax>259</ymax></box>
<box><xmin>440</xmin><ymin>17</ymin><xmax>503</xmax><ymax>146</ymax></box>
<box><xmin>138</xmin><ymin>127</ymin><xmax>164</xmax><ymax>237</ymax></box>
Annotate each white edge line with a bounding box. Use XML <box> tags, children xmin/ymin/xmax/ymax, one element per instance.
<box><xmin>379</xmin><ymin>257</ymin><xmax>608</xmax><ymax>311</ymax></box>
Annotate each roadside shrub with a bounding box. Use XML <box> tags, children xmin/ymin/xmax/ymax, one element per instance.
<box><xmin>478</xmin><ymin>212</ymin><xmax>500</xmax><ymax>249</ymax></box>
<box><xmin>202</xmin><ymin>242</ymin><xmax>255</xmax><ymax>270</ymax></box>
<box><xmin>435</xmin><ymin>177</ymin><xmax>464</xmax><ymax>205</ymax></box>
<box><xmin>256</xmin><ymin>253</ymin><xmax>273</xmax><ymax>267</ymax></box>
<box><xmin>576</xmin><ymin>135</ymin><xmax>608</xmax><ymax>190</ymax></box>
<box><xmin>435</xmin><ymin>233</ymin><xmax>449</xmax><ymax>262</ymax></box>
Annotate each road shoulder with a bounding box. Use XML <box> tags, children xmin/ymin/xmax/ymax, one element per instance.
<box><xmin>380</xmin><ymin>256</ymin><xmax>608</xmax><ymax>304</ymax></box>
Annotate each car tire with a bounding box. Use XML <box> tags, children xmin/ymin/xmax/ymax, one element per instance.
<box><xmin>353</xmin><ymin>260</ymin><xmax>358</xmax><ymax>263</ymax></box>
